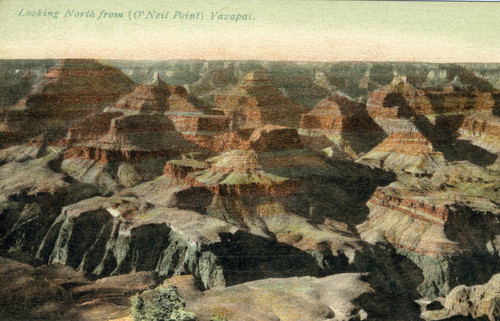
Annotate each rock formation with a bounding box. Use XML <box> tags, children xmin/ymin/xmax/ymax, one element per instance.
<box><xmin>458</xmin><ymin>110</ymin><xmax>500</xmax><ymax>170</ymax></box>
<box><xmin>0</xmin><ymin>59</ymin><xmax>134</xmax><ymax>147</ymax></box>
<box><xmin>62</xmin><ymin>73</ymin><xmax>200</xmax><ymax>191</ymax></box>
<box><xmin>357</xmin><ymin>118</ymin><xmax>447</xmax><ymax>175</ymax></box>
<box><xmin>0</xmin><ymin>60</ymin><xmax>499</xmax><ymax>321</ymax></box>
<box><xmin>358</xmin><ymin>167</ymin><xmax>500</xmax><ymax>298</ymax></box>
<box><xmin>0</xmin><ymin>148</ymin><xmax>98</xmax><ymax>262</ymax></box>
<box><xmin>357</xmin><ymin>75</ymin><xmax>498</xmax><ymax>175</ymax></box>
<box><xmin>299</xmin><ymin>93</ymin><xmax>386</xmax><ymax>158</ymax></box>
<box><xmin>164</xmin><ymin>84</ymin><xmax>231</xmax><ymax>152</ymax></box>
<box><xmin>422</xmin><ymin>274</ymin><xmax>500</xmax><ymax>321</ymax></box>
<box><xmin>160</xmin><ymin>273</ymin><xmax>421</xmax><ymax>321</ymax></box>
<box><xmin>214</xmin><ymin>68</ymin><xmax>308</xmax><ymax>129</ymax></box>
<box><xmin>161</xmin><ymin>126</ymin><xmax>397</xmax><ymax>272</ymax></box>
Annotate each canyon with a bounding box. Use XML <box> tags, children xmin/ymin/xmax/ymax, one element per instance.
<box><xmin>0</xmin><ymin>59</ymin><xmax>499</xmax><ymax>321</ymax></box>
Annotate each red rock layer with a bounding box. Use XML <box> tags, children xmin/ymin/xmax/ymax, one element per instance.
<box><xmin>181</xmin><ymin>131</ymin><xmax>249</xmax><ymax>153</ymax></box>
<box><xmin>64</xmin><ymin>114</ymin><xmax>194</xmax><ymax>163</ymax></box>
<box><xmin>111</xmin><ymin>83</ymin><xmax>170</xmax><ymax>113</ymax></box>
<box><xmin>169</xmin><ymin>114</ymin><xmax>229</xmax><ymax>133</ymax></box>
<box><xmin>459</xmin><ymin>113</ymin><xmax>500</xmax><ymax>138</ymax></box>
<box><xmin>367</xmin><ymin>83</ymin><xmax>495</xmax><ymax>121</ymax></box>
<box><xmin>16</xmin><ymin>59</ymin><xmax>133</xmax><ymax>113</ymax></box>
<box><xmin>371</xmin><ymin>132</ymin><xmax>435</xmax><ymax>155</ymax></box>
<box><xmin>65</xmin><ymin>112</ymin><xmax>124</xmax><ymax>145</ymax></box>
<box><xmin>367</xmin><ymin>89</ymin><xmax>432</xmax><ymax>118</ymax></box>
<box><xmin>61</xmin><ymin>74</ymin><xmax>210</xmax><ymax>163</ymax></box>
<box><xmin>179</xmin><ymin>125</ymin><xmax>302</xmax><ymax>154</ymax></box>
<box><xmin>164</xmin><ymin>160</ymin><xmax>303</xmax><ymax>200</ymax></box>
<box><xmin>63</xmin><ymin>146</ymin><xmax>180</xmax><ymax>163</ymax></box>
<box><xmin>360</xmin><ymin>185</ymin><xmax>495</xmax><ymax>257</ymax></box>
<box><xmin>214</xmin><ymin>68</ymin><xmax>308</xmax><ymax>129</ymax></box>
<box><xmin>196</xmin><ymin>180</ymin><xmax>302</xmax><ymax>199</ymax></box>
<box><xmin>368</xmin><ymin>187</ymin><xmax>449</xmax><ymax>226</ymax></box>
<box><xmin>301</xmin><ymin>95</ymin><xmax>380</xmax><ymax>133</ymax></box>
<box><xmin>163</xmin><ymin>161</ymin><xmax>207</xmax><ymax>179</ymax></box>
<box><xmin>0</xmin><ymin>59</ymin><xmax>134</xmax><ymax>145</ymax></box>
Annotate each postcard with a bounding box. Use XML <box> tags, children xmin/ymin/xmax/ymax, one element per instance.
<box><xmin>0</xmin><ymin>0</ymin><xmax>499</xmax><ymax>320</ymax></box>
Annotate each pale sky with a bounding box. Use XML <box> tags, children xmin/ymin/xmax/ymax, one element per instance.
<box><xmin>0</xmin><ymin>0</ymin><xmax>499</xmax><ymax>62</ymax></box>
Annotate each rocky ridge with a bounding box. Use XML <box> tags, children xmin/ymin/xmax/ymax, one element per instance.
<box><xmin>0</xmin><ymin>60</ymin><xmax>499</xmax><ymax>320</ymax></box>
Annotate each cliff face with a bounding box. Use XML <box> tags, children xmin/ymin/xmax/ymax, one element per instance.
<box><xmin>299</xmin><ymin>93</ymin><xmax>386</xmax><ymax>158</ymax></box>
<box><xmin>458</xmin><ymin>111</ymin><xmax>500</xmax><ymax>170</ymax></box>
<box><xmin>422</xmin><ymin>274</ymin><xmax>500</xmax><ymax>321</ymax></box>
<box><xmin>35</xmin><ymin>195</ymin><xmax>342</xmax><ymax>290</ymax></box>
<box><xmin>357</xmin><ymin>168</ymin><xmax>500</xmax><ymax>298</ymax></box>
<box><xmin>111</xmin><ymin>73</ymin><xmax>171</xmax><ymax>113</ymax></box>
<box><xmin>160</xmin><ymin>126</ymin><xmax>397</xmax><ymax>270</ymax></box>
<box><xmin>0</xmin><ymin>149</ymin><xmax>99</xmax><ymax>262</ymax></box>
<box><xmin>61</xmin><ymin>75</ymin><xmax>202</xmax><ymax>191</ymax></box>
<box><xmin>0</xmin><ymin>59</ymin><xmax>134</xmax><ymax>147</ymax></box>
<box><xmin>214</xmin><ymin>68</ymin><xmax>309</xmax><ymax>129</ymax></box>
<box><xmin>357</xmin><ymin>118</ymin><xmax>447</xmax><ymax>175</ymax></box>
<box><xmin>358</xmin><ymin>77</ymin><xmax>500</xmax><ymax>299</ymax></box>
<box><xmin>1</xmin><ymin>60</ymin><xmax>500</xmax><ymax>321</ymax></box>
<box><xmin>356</xmin><ymin>76</ymin><xmax>499</xmax><ymax>175</ymax></box>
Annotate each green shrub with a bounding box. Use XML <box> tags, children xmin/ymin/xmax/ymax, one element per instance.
<box><xmin>131</xmin><ymin>285</ymin><xmax>196</xmax><ymax>321</ymax></box>
<box><xmin>210</xmin><ymin>316</ymin><xmax>228</xmax><ymax>321</ymax></box>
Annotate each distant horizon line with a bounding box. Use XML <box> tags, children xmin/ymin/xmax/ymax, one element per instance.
<box><xmin>1</xmin><ymin>58</ymin><xmax>499</xmax><ymax>65</ymax></box>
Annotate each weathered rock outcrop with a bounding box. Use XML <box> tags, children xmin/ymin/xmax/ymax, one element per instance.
<box><xmin>0</xmin><ymin>149</ymin><xmax>98</xmax><ymax>261</ymax></box>
<box><xmin>214</xmin><ymin>68</ymin><xmax>308</xmax><ymax>129</ymax></box>
<box><xmin>357</xmin><ymin>118</ymin><xmax>447</xmax><ymax>175</ymax></box>
<box><xmin>61</xmin><ymin>74</ymin><xmax>201</xmax><ymax>191</ymax></box>
<box><xmin>358</xmin><ymin>170</ymin><xmax>500</xmax><ymax>298</ymax></box>
<box><xmin>458</xmin><ymin>111</ymin><xmax>500</xmax><ymax>170</ymax></box>
<box><xmin>360</xmin><ymin>76</ymin><xmax>499</xmax><ymax>173</ymax></box>
<box><xmin>162</xmin><ymin>273</ymin><xmax>421</xmax><ymax>321</ymax></box>
<box><xmin>0</xmin><ymin>256</ymin><xmax>162</xmax><ymax>321</ymax></box>
<box><xmin>422</xmin><ymin>274</ymin><xmax>500</xmax><ymax>321</ymax></box>
<box><xmin>0</xmin><ymin>59</ymin><xmax>134</xmax><ymax>147</ymax></box>
<box><xmin>359</xmin><ymin>77</ymin><xmax>455</xmax><ymax>175</ymax></box>
<box><xmin>106</xmin><ymin>72</ymin><xmax>232</xmax><ymax>154</ymax></box>
<box><xmin>160</xmin><ymin>126</ymin><xmax>397</xmax><ymax>272</ymax></box>
<box><xmin>36</xmin><ymin>194</ymin><xmax>341</xmax><ymax>289</ymax></box>
<box><xmin>299</xmin><ymin>93</ymin><xmax>386</xmax><ymax>158</ymax></box>
<box><xmin>110</xmin><ymin>72</ymin><xmax>171</xmax><ymax>113</ymax></box>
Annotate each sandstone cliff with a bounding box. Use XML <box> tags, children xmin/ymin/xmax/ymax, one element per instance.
<box><xmin>358</xmin><ymin>167</ymin><xmax>500</xmax><ymax>298</ymax></box>
<box><xmin>0</xmin><ymin>59</ymin><xmax>134</xmax><ymax>147</ymax></box>
<box><xmin>299</xmin><ymin>93</ymin><xmax>386</xmax><ymax>158</ymax></box>
<box><xmin>61</xmin><ymin>74</ymin><xmax>201</xmax><ymax>191</ymax></box>
<box><xmin>214</xmin><ymin>68</ymin><xmax>308</xmax><ymax>129</ymax></box>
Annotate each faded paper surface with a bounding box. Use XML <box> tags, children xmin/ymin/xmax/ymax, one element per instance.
<box><xmin>0</xmin><ymin>0</ymin><xmax>499</xmax><ymax>62</ymax></box>
<box><xmin>0</xmin><ymin>1</ymin><xmax>500</xmax><ymax>321</ymax></box>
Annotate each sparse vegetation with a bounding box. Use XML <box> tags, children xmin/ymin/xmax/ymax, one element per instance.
<box><xmin>131</xmin><ymin>286</ymin><xmax>196</xmax><ymax>321</ymax></box>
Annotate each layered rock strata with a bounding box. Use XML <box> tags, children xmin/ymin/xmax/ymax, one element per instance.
<box><xmin>0</xmin><ymin>59</ymin><xmax>134</xmax><ymax>146</ymax></box>
<box><xmin>160</xmin><ymin>273</ymin><xmax>421</xmax><ymax>321</ymax></box>
<box><xmin>422</xmin><ymin>274</ymin><xmax>500</xmax><ymax>321</ymax></box>
<box><xmin>299</xmin><ymin>93</ymin><xmax>386</xmax><ymax>158</ymax></box>
<box><xmin>161</xmin><ymin>126</ymin><xmax>396</xmax><ymax>271</ymax></box>
<box><xmin>61</xmin><ymin>74</ymin><xmax>200</xmax><ymax>190</ymax></box>
<box><xmin>35</xmin><ymin>194</ymin><xmax>339</xmax><ymax>289</ymax></box>
<box><xmin>214</xmin><ymin>68</ymin><xmax>308</xmax><ymax>129</ymax></box>
<box><xmin>358</xmin><ymin>172</ymin><xmax>500</xmax><ymax>298</ymax></box>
